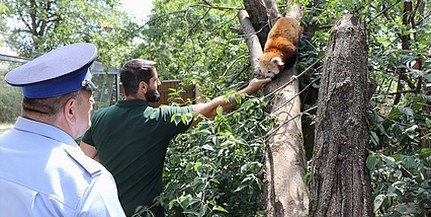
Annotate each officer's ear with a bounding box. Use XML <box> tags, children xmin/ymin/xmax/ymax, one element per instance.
<box><xmin>63</xmin><ymin>96</ymin><xmax>78</xmax><ymax>123</ymax></box>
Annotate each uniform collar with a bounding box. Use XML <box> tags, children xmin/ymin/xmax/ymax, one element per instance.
<box><xmin>13</xmin><ymin>117</ymin><xmax>78</xmax><ymax>147</ymax></box>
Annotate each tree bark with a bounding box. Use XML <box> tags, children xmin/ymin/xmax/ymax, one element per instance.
<box><xmin>262</xmin><ymin>65</ymin><xmax>309</xmax><ymax>217</ymax></box>
<box><xmin>242</xmin><ymin>0</ymin><xmax>270</xmax><ymax>49</ymax></box>
<box><xmin>237</xmin><ymin>9</ymin><xmax>263</xmax><ymax>76</ymax></box>
<box><xmin>240</xmin><ymin>1</ymin><xmax>309</xmax><ymax>216</ymax></box>
<box><xmin>309</xmin><ymin>14</ymin><xmax>373</xmax><ymax>217</ymax></box>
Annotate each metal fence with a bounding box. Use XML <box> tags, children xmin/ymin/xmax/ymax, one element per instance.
<box><xmin>0</xmin><ymin>53</ymin><xmax>120</xmax><ymax>105</ymax></box>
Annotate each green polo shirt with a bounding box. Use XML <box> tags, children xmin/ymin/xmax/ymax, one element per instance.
<box><xmin>82</xmin><ymin>100</ymin><xmax>193</xmax><ymax>216</ymax></box>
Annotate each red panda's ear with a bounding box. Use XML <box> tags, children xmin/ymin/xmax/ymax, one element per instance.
<box><xmin>271</xmin><ymin>57</ymin><xmax>285</xmax><ymax>66</ymax></box>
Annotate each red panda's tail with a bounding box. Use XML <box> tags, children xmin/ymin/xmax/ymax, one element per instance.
<box><xmin>285</xmin><ymin>3</ymin><xmax>302</xmax><ymax>20</ymax></box>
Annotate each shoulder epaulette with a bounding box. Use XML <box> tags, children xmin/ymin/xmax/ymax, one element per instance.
<box><xmin>63</xmin><ymin>145</ymin><xmax>102</xmax><ymax>176</ymax></box>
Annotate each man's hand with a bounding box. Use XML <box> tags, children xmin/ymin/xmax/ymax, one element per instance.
<box><xmin>243</xmin><ymin>78</ymin><xmax>272</xmax><ymax>94</ymax></box>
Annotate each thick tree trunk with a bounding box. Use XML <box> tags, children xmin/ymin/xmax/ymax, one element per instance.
<box><xmin>239</xmin><ymin>1</ymin><xmax>309</xmax><ymax>216</ymax></box>
<box><xmin>309</xmin><ymin>14</ymin><xmax>373</xmax><ymax>217</ymax></box>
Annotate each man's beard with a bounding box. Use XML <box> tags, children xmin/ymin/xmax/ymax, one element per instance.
<box><xmin>146</xmin><ymin>89</ymin><xmax>161</xmax><ymax>102</ymax></box>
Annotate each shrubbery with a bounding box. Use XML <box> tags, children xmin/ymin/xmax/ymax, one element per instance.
<box><xmin>0</xmin><ymin>86</ymin><xmax>21</xmax><ymax>123</ymax></box>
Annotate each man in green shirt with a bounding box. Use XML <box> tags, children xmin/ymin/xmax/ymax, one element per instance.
<box><xmin>80</xmin><ymin>59</ymin><xmax>271</xmax><ymax>216</ymax></box>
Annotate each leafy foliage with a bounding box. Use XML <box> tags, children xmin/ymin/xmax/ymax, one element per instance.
<box><xmin>0</xmin><ymin>86</ymin><xmax>21</xmax><ymax>123</ymax></box>
<box><xmin>161</xmin><ymin>96</ymin><xmax>273</xmax><ymax>216</ymax></box>
<box><xmin>130</xmin><ymin>0</ymin><xmax>248</xmax><ymax>96</ymax></box>
<box><xmin>1</xmin><ymin>0</ymin><xmax>139</xmax><ymax>67</ymax></box>
<box><xmin>364</xmin><ymin>1</ymin><xmax>431</xmax><ymax>215</ymax></box>
<box><xmin>368</xmin><ymin>151</ymin><xmax>431</xmax><ymax>216</ymax></box>
<box><xmin>0</xmin><ymin>62</ymin><xmax>24</xmax><ymax>123</ymax></box>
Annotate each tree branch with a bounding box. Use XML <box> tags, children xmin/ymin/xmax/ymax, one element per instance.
<box><xmin>237</xmin><ymin>9</ymin><xmax>263</xmax><ymax>77</ymax></box>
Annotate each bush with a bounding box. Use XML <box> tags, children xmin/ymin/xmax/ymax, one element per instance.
<box><xmin>368</xmin><ymin>151</ymin><xmax>431</xmax><ymax>216</ymax></box>
<box><xmin>157</xmin><ymin>95</ymin><xmax>274</xmax><ymax>217</ymax></box>
<box><xmin>0</xmin><ymin>86</ymin><xmax>22</xmax><ymax>123</ymax></box>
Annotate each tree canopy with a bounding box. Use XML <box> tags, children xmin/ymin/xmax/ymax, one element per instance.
<box><xmin>1</xmin><ymin>0</ymin><xmax>140</xmax><ymax>67</ymax></box>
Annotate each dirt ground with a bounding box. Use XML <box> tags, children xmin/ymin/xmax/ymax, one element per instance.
<box><xmin>0</xmin><ymin>125</ymin><xmax>12</xmax><ymax>134</ymax></box>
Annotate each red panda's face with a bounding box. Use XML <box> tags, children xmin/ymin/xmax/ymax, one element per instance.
<box><xmin>258</xmin><ymin>54</ymin><xmax>285</xmax><ymax>78</ymax></box>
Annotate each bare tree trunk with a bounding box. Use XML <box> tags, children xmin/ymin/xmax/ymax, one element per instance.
<box><xmin>239</xmin><ymin>0</ymin><xmax>309</xmax><ymax>216</ymax></box>
<box><xmin>262</xmin><ymin>66</ymin><xmax>309</xmax><ymax>217</ymax></box>
<box><xmin>309</xmin><ymin>14</ymin><xmax>373</xmax><ymax>217</ymax></box>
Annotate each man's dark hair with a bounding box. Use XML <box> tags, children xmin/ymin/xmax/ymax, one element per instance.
<box><xmin>120</xmin><ymin>59</ymin><xmax>156</xmax><ymax>96</ymax></box>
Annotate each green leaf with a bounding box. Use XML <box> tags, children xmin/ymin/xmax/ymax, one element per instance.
<box><xmin>171</xmin><ymin>113</ymin><xmax>182</xmax><ymax>125</ymax></box>
<box><xmin>388</xmin><ymin>107</ymin><xmax>402</xmax><ymax>120</ymax></box>
<box><xmin>366</xmin><ymin>153</ymin><xmax>378</xmax><ymax>172</ymax></box>
<box><xmin>193</xmin><ymin>161</ymin><xmax>202</xmax><ymax>172</ymax></box>
<box><xmin>216</xmin><ymin>105</ymin><xmax>223</xmax><ymax>116</ymax></box>
<box><xmin>0</xmin><ymin>3</ymin><xmax>9</xmax><ymax>14</ymax></box>
<box><xmin>202</xmin><ymin>144</ymin><xmax>215</xmax><ymax>152</ymax></box>
<box><xmin>233</xmin><ymin>185</ymin><xmax>246</xmax><ymax>192</ymax></box>
<box><xmin>178</xmin><ymin>194</ymin><xmax>192</xmax><ymax>209</ymax></box>
<box><xmin>209</xmin><ymin>178</ymin><xmax>220</xmax><ymax>184</ymax></box>
<box><xmin>373</xmin><ymin>194</ymin><xmax>386</xmax><ymax>212</ymax></box>
<box><xmin>418</xmin><ymin>148</ymin><xmax>431</xmax><ymax>158</ymax></box>
<box><xmin>387</xmin><ymin>186</ymin><xmax>398</xmax><ymax>197</ymax></box>
<box><xmin>199</xmin><ymin>204</ymin><xmax>208</xmax><ymax>216</ymax></box>
<box><xmin>382</xmin><ymin>154</ymin><xmax>396</xmax><ymax>166</ymax></box>
<box><xmin>399</xmin><ymin>155</ymin><xmax>417</xmax><ymax>170</ymax></box>
<box><xmin>370</xmin><ymin>131</ymin><xmax>380</xmax><ymax>147</ymax></box>
<box><xmin>213</xmin><ymin>205</ymin><xmax>229</xmax><ymax>213</ymax></box>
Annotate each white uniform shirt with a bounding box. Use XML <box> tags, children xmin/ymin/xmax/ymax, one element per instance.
<box><xmin>0</xmin><ymin>117</ymin><xmax>126</xmax><ymax>217</ymax></box>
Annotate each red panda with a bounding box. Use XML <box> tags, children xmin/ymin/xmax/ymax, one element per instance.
<box><xmin>258</xmin><ymin>4</ymin><xmax>303</xmax><ymax>78</ymax></box>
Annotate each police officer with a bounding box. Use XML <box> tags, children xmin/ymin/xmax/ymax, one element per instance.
<box><xmin>0</xmin><ymin>43</ymin><xmax>126</xmax><ymax>216</ymax></box>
